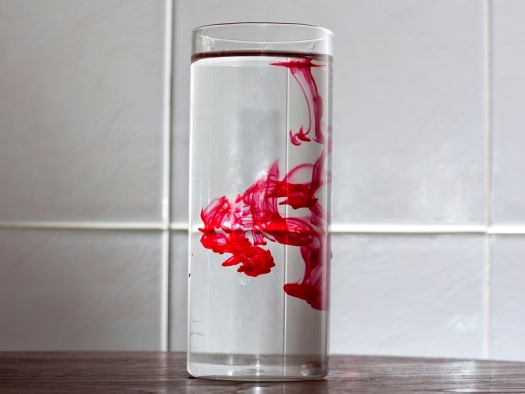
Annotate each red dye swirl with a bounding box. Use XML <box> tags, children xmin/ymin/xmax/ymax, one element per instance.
<box><xmin>199</xmin><ymin>58</ymin><xmax>331</xmax><ymax>311</ymax></box>
<box><xmin>272</xmin><ymin>59</ymin><xmax>325</xmax><ymax>147</ymax></box>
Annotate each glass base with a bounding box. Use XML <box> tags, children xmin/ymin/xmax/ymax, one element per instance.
<box><xmin>187</xmin><ymin>353</ymin><xmax>328</xmax><ymax>381</ymax></box>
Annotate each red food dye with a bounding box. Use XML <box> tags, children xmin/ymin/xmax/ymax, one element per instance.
<box><xmin>199</xmin><ymin>57</ymin><xmax>331</xmax><ymax>311</ymax></box>
<box><xmin>272</xmin><ymin>59</ymin><xmax>325</xmax><ymax>147</ymax></box>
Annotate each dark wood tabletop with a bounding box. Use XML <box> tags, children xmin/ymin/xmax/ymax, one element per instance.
<box><xmin>1</xmin><ymin>352</ymin><xmax>524</xmax><ymax>393</ymax></box>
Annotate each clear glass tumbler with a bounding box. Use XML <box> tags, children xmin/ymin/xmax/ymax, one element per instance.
<box><xmin>188</xmin><ymin>22</ymin><xmax>333</xmax><ymax>381</ymax></box>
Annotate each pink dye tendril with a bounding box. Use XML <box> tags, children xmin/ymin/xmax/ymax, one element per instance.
<box><xmin>199</xmin><ymin>58</ymin><xmax>331</xmax><ymax>311</ymax></box>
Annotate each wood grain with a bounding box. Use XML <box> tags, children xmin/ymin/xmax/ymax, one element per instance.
<box><xmin>1</xmin><ymin>352</ymin><xmax>524</xmax><ymax>393</ymax></box>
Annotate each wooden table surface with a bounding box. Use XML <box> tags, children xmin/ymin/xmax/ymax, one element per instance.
<box><xmin>1</xmin><ymin>352</ymin><xmax>524</xmax><ymax>393</ymax></box>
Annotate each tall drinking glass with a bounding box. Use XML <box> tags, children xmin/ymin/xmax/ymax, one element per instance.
<box><xmin>188</xmin><ymin>22</ymin><xmax>333</xmax><ymax>381</ymax></box>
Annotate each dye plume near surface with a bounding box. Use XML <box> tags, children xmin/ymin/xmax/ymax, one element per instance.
<box><xmin>198</xmin><ymin>55</ymin><xmax>332</xmax><ymax>311</ymax></box>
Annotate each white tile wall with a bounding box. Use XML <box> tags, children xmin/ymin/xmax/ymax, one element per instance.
<box><xmin>0</xmin><ymin>229</ymin><xmax>164</xmax><ymax>350</ymax></box>
<box><xmin>170</xmin><ymin>232</ymin><xmax>188</xmax><ymax>351</ymax></box>
<box><xmin>491</xmin><ymin>0</ymin><xmax>525</xmax><ymax>225</ymax></box>
<box><xmin>331</xmin><ymin>234</ymin><xmax>485</xmax><ymax>358</ymax></box>
<box><xmin>0</xmin><ymin>0</ymin><xmax>170</xmax><ymax>223</ymax></box>
<box><xmin>490</xmin><ymin>235</ymin><xmax>525</xmax><ymax>361</ymax></box>
<box><xmin>0</xmin><ymin>0</ymin><xmax>524</xmax><ymax>362</ymax></box>
<box><xmin>332</xmin><ymin>1</ymin><xmax>486</xmax><ymax>225</ymax></box>
<box><xmin>488</xmin><ymin>0</ymin><xmax>525</xmax><ymax>362</ymax></box>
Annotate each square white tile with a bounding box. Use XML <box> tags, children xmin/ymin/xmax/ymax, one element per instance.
<box><xmin>490</xmin><ymin>235</ymin><xmax>525</xmax><ymax>361</ymax></box>
<box><xmin>170</xmin><ymin>232</ymin><xmax>188</xmax><ymax>351</ymax></box>
<box><xmin>330</xmin><ymin>234</ymin><xmax>485</xmax><ymax>358</ymax></box>
<box><xmin>0</xmin><ymin>229</ymin><xmax>164</xmax><ymax>350</ymax></box>
<box><xmin>172</xmin><ymin>0</ymin><xmax>486</xmax><ymax>226</ymax></box>
<box><xmin>0</xmin><ymin>0</ymin><xmax>170</xmax><ymax>223</ymax></box>
<box><xmin>331</xmin><ymin>1</ymin><xmax>486</xmax><ymax>225</ymax></box>
<box><xmin>491</xmin><ymin>0</ymin><xmax>525</xmax><ymax>225</ymax></box>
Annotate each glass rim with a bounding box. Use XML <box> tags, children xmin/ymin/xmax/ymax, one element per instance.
<box><xmin>192</xmin><ymin>22</ymin><xmax>334</xmax><ymax>43</ymax></box>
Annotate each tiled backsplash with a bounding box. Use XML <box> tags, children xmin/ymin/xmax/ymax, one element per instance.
<box><xmin>0</xmin><ymin>0</ymin><xmax>524</xmax><ymax>361</ymax></box>
<box><xmin>0</xmin><ymin>0</ymin><xmax>170</xmax><ymax>224</ymax></box>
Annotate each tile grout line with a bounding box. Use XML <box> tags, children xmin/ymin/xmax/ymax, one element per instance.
<box><xmin>161</xmin><ymin>1</ymin><xmax>173</xmax><ymax>234</ymax></box>
<box><xmin>0</xmin><ymin>222</ymin><xmax>169</xmax><ymax>231</ymax></box>
<box><xmin>483</xmin><ymin>235</ymin><xmax>492</xmax><ymax>360</ymax></box>
<box><xmin>163</xmin><ymin>0</ymin><xmax>174</xmax><ymax>353</ymax></box>
<box><xmin>6</xmin><ymin>221</ymin><xmax>525</xmax><ymax>235</ymax></box>
<box><xmin>330</xmin><ymin>224</ymin><xmax>487</xmax><ymax>234</ymax></box>
<box><xmin>7</xmin><ymin>221</ymin><xmax>525</xmax><ymax>235</ymax></box>
<box><xmin>483</xmin><ymin>0</ymin><xmax>493</xmax><ymax>360</ymax></box>
<box><xmin>161</xmin><ymin>230</ymin><xmax>170</xmax><ymax>352</ymax></box>
<box><xmin>487</xmin><ymin>226</ymin><xmax>525</xmax><ymax>234</ymax></box>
